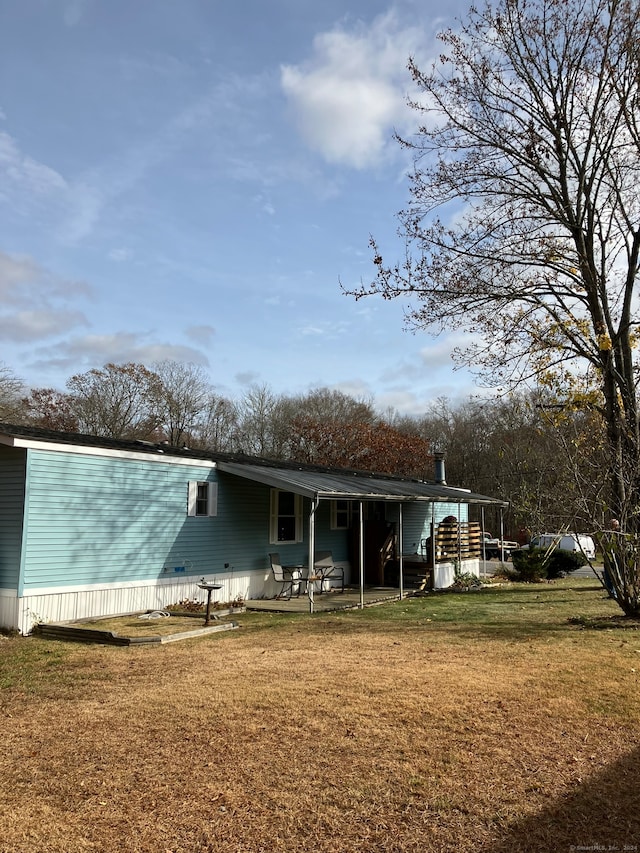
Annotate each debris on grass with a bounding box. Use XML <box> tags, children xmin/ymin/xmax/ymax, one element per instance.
<box><xmin>568</xmin><ymin>614</ymin><xmax>640</xmax><ymax>630</ymax></box>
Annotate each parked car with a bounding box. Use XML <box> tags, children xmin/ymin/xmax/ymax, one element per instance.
<box><xmin>481</xmin><ymin>532</ymin><xmax>518</xmax><ymax>560</ymax></box>
<box><xmin>522</xmin><ymin>533</ymin><xmax>596</xmax><ymax>561</ymax></box>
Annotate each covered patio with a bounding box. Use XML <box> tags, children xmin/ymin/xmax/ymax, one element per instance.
<box><xmin>218</xmin><ymin>460</ymin><xmax>508</xmax><ymax>610</ymax></box>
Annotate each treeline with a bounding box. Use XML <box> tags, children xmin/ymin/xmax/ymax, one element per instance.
<box><xmin>0</xmin><ymin>361</ymin><xmax>432</xmax><ymax>478</ymax></box>
<box><xmin>0</xmin><ymin>361</ymin><xmax>607</xmax><ymax>536</ymax></box>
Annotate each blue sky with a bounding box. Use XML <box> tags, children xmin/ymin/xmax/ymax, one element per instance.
<box><xmin>0</xmin><ymin>0</ymin><xmax>478</xmax><ymax>415</ymax></box>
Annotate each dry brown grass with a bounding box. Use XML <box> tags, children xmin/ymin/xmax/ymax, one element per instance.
<box><xmin>2</xmin><ymin>582</ymin><xmax>640</xmax><ymax>852</ymax></box>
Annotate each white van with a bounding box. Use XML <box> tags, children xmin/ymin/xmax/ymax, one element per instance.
<box><xmin>527</xmin><ymin>533</ymin><xmax>596</xmax><ymax>560</ymax></box>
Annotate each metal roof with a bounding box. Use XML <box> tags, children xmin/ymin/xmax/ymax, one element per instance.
<box><xmin>217</xmin><ymin>461</ymin><xmax>508</xmax><ymax>506</ymax></box>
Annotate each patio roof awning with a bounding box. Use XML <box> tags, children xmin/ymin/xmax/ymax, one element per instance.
<box><xmin>216</xmin><ymin>461</ymin><xmax>508</xmax><ymax>506</ymax></box>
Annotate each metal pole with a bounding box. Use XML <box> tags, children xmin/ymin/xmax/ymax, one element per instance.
<box><xmin>359</xmin><ymin>500</ymin><xmax>364</xmax><ymax>609</ymax></box>
<box><xmin>308</xmin><ymin>498</ymin><xmax>318</xmax><ymax>613</ymax></box>
<box><xmin>398</xmin><ymin>503</ymin><xmax>404</xmax><ymax>599</ymax></box>
<box><xmin>481</xmin><ymin>506</ymin><xmax>486</xmax><ymax>576</ymax></box>
<box><xmin>499</xmin><ymin>508</ymin><xmax>505</xmax><ymax>564</ymax></box>
<box><xmin>431</xmin><ymin>503</ymin><xmax>436</xmax><ymax>581</ymax></box>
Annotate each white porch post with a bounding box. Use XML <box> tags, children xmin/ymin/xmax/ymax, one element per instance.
<box><xmin>308</xmin><ymin>497</ymin><xmax>318</xmax><ymax>613</ymax></box>
<box><xmin>431</xmin><ymin>503</ymin><xmax>436</xmax><ymax>567</ymax></box>
<box><xmin>359</xmin><ymin>500</ymin><xmax>364</xmax><ymax>609</ymax></box>
<box><xmin>398</xmin><ymin>503</ymin><xmax>404</xmax><ymax>599</ymax></box>
<box><xmin>481</xmin><ymin>506</ymin><xmax>487</xmax><ymax>576</ymax></box>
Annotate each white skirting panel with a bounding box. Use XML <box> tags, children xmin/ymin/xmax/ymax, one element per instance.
<box><xmin>15</xmin><ymin>569</ymin><xmax>273</xmax><ymax>635</ymax></box>
<box><xmin>0</xmin><ymin>589</ymin><xmax>19</xmax><ymax>634</ymax></box>
<box><xmin>433</xmin><ymin>559</ymin><xmax>479</xmax><ymax>589</ymax></box>
<box><xmin>8</xmin><ymin>561</ymin><xmax>353</xmax><ymax>634</ymax></box>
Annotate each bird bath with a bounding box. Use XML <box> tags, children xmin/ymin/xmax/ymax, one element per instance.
<box><xmin>197</xmin><ymin>580</ymin><xmax>223</xmax><ymax>626</ymax></box>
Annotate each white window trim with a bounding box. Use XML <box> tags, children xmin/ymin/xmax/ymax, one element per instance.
<box><xmin>187</xmin><ymin>481</ymin><xmax>218</xmax><ymax>517</ymax></box>
<box><xmin>269</xmin><ymin>489</ymin><xmax>303</xmax><ymax>544</ymax></box>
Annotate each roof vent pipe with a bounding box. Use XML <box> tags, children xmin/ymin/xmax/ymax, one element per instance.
<box><xmin>434</xmin><ymin>452</ymin><xmax>446</xmax><ymax>485</ymax></box>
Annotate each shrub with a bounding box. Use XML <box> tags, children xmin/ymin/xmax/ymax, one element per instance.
<box><xmin>511</xmin><ymin>547</ymin><xmax>588</xmax><ymax>582</ymax></box>
<box><xmin>511</xmin><ymin>547</ymin><xmax>547</xmax><ymax>582</ymax></box>
<box><xmin>546</xmin><ymin>548</ymin><xmax>588</xmax><ymax>579</ymax></box>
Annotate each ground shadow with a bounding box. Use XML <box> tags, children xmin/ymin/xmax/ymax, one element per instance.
<box><xmin>483</xmin><ymin>744</ymin><xmax>640</xmax><ymax>852</ymax></box>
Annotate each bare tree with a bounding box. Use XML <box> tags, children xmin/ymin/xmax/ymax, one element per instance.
<box><xmin>234</xmin><ymin>384</ymin><xmax>287</xmax><ymax>457</ymax></box>
<box><xmin>292</xmin><ymin>388</ymin><xmax>375</xmax><ymax>425</ymax></box>
<box><xmin>192</xmin><ymin>394</ymin><xmax>239</xmax><ymax>452</ymax></box>
<box><xmin>66</xmin><ymin>363</ymin><xmax>162</xmax><ymax>439</ymax></box>
<box><xmin>151</xmin><ymin>360</ymin><xmax>212</xmax><ymax>446</ymax></box>
<box><xmin>350</xmin><ymin>0</ymin><xmax>640</xmax><ymax>612</ymax></box>
<box><xmin>0</xmin><ymin>363</ymin><xmax>25</xmax><ymax>423</ymax></box>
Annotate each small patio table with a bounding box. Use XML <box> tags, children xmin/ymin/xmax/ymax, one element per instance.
<box><xmin>282</xmin><ymin>565</ymin><xmax>307</xmax><ymax>593</ymax></box>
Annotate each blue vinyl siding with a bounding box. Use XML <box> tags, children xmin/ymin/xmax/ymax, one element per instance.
<box><xmin>22</xmin><ymin>450</ymin><xmax>223</xmax><ymax>588</ymax></box>
<box><xmin>196</xmin><ymin>474</ymin><xmax>272</xmax><ymax>573</ymax></box>
<box><xmin>313</xmin><ymin>500</ymin><xmax>350</xmax><ymax>561</ymax></box>
<box><xmin>398</xmin><ymin>502</ymin><xmax>469</xmax><ymax>555</ymax></box>
<box><xmin>0</xmin><ymin>445</ymin><xmax>26</xmax><ymax>589</ymax></box>
<box><xmin>21</xmin><ymin>451</ymin><xmax>288</xmax><ymax>589</ymax></box>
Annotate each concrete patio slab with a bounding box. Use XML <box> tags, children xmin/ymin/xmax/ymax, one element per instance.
<box><xmin>245</xmin><ymin>587</ymin><xmax>403</xmax><ymax>613</ymax></box>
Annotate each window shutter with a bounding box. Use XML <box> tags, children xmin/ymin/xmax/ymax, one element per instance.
<box><xmin>187</xmin><ymin>481</ymin><xmax>198</xmax><ymax>516</ymax></box>
<box><xmin>295</xmin><ymin>494</ymin><xmax>303</xmax><ymax>542</ymax></box>
<box><xmin>207</xmin><ymin>483</ymin><xmax>218</xmax><ymax>517</ymax></box>
<box><xmin>269</xmin><ymin>488</ymin><xmax>278</xmax><ymax>543</ymax></box>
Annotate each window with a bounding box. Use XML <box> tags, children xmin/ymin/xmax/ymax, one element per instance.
<box><xmin>187</xmin><ymin>481</ymin><xmax>218</xmax><ymax>517</ymax></box>
<box><xmin>331</xmin><ymin>499</ymin><xmax>353</xmax><ymax>530</ymax></box>
<box><xmin>270</xmin><ymin>489</ymin><xmax>302</xmax><ymax>544</ymax></box>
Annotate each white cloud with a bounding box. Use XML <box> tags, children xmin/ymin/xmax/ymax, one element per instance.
<box><xmin>418</xmin><ymin>339</ymin><xmax>459</xmax><ymax>370</ymax></box>
<box><xmin>0</xmin><ymin>310</ymin><xmax>87</xmax><ymax>342</ymax></box>
<box><xmin>299</xmin><ymin>324</ymin><xmax>326</xmax><ymax>337</ymax></box>
<box><xmin>108</xmin><ymin>247</ymin><xmax>133</xmax><ymax>262</ymax></box>
<box><xmin>235</xmin><ymin>370</ymin><xmax>260</xmax><ymax>386</ymax></box>
<box><xmin>297</xmin><ymin>319</ymin><xmax>351</xmax><ymax>339</ymax></box>
<box><xmin>0</xmin><ymin>251</ymin><xmax>41</xmax><ymax>296</ymax></box>
<box><xmin>329</xmin><ymin>377</ymin><xmax>374</xmax><ymax>400</ymax></box>
<box><xmin>0</xmin><ymin>78</ymin><xmax>251</xmax><ymax>246</ymax></box>
<box><xmin>281</xmin><ymin>10</ymin><xmax>432</xmax><ymax>169</ymax></box>
<box><xmin>0</xmin><ymin>251</ymin><xmax>91</xmax><ymax>340</ymax></box>
<box><xmin>374</xmin><ymin>388</ymin><xmax>422</xmax><ymax>413</ymax></box>
<box><xmin>186</xmin><ymin>324</ymin><xmax>216</xmax><ymax>345</ymax></box>
<box><xmin>0</xmin><ymin>250</ymin><xmax>91</xmax><ymax>302</ymax></box>
<box><xmin>31</xmin><ymin>333</ymin><xmax>210</xmax><ymax>375</ymax></box>
<box><xmin>0</xmin><ymin>131</ymin><xmax>68</xmax><ymax>199</ymax></box>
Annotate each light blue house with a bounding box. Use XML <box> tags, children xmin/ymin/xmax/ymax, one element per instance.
<box><xmin>0</xmin><ymin>423</ymin><xmax>506</xmax><ymax>634</ymax></box>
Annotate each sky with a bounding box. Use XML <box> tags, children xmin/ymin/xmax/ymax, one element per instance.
<box><xmin>0</xmin><ymin>0</ymin><xmax>481</xmax><ymax>416</ymax></box>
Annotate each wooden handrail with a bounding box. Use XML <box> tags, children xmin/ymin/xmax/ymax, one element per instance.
<box><xmin>379</xmin><ymin>529</ymin><xmax>397</xmax><ymax>575</ymax></box>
